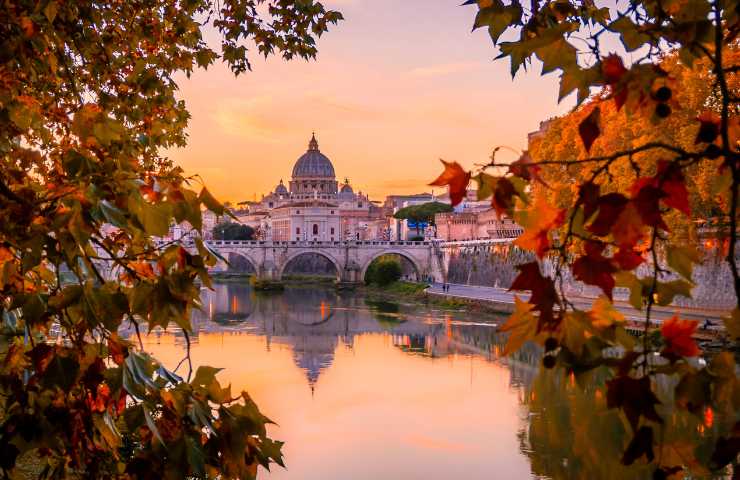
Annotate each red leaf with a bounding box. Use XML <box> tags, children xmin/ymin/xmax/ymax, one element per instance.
<box><xmin>588</xmin><ymin>193</ymin><xmax>628</xmax><ymax>236</ymax></box>
<box><xmin>572</xmin><ymin>241</ymin><xmax>616</xmax><ymax>299</ymax></box>
<box><xmin>658</xmin><ymin>161</ymin><xmax>691</xmax><ymax>216</ymax></box>
<box><xmin>606</xmin><ymin>375</ymin><xmax>663</xmax><ymax>430</ymax></box>
<box><xmin>430</xmin><ymin>160</ymin><xmax>471</xmax><ymax>207</ymax></box>
<box><xmin>578</xmin><ymin>182</ymin><xmax>600</xmax><ymax>220</ymax></box>
<box><xmin>509</xmin><ymin>262</ymin><xmax>559</xmax><ymax>329</ymax></box>
<box><xmin>602</xmin><ymin>54</ymin><xmax>627</xmax><ymax>85</ymax></box>
<box><xmin>491</xmin><ymin>177</ymin><xmax>517</xmax><ymax>217</ymax></box>
<box><xmin>578</xmin><ymin>106</ymin><xmax>601</xmax><ymax>152</ymax></box>
<box><xmin>661</xmin><ymin>316</ymin><xmax>700</xmax><ymax>357</ymax></box>
<box><xmin>509</xmin><ymin>151</ymin><xmax>546</xmax><ymax>186</ymax></box>
<box><xmin>108</xmin><ymin>335</ymin><xmax>128</xmax><ymax>365</ymax></box>
<box><xmin>613</xmin><ymin>247</ymin><xmax>644</xmax><ymax>270</ymax></box>
<box><xmin>621</xmin><ymin>426</ymin><xmax>655</xmax><ymax>466</ymax></box>
<box><xmin>633</xmin><ymin>184</ymin><xmax>667</xmax><ymax>230</ymax></box>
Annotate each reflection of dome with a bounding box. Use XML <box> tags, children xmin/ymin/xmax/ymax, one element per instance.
<box><xmin>292</xmin><ymin>133</ymin><xmax>336</xmax><ymax>179</ymax></box>
<box><xmin>275</xmin><ymin>179</ymin><xmax>288</xmax><ymax>195</ymax></box>
<box><xmin>292</xmin><ymin>335</ymin><xmax>337</xmax><ymax>388</ymax></box>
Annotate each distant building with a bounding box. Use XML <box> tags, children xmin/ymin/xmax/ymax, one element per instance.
<box><xmin>434</xmin><ymin>208</ymin><xmax>522</xmax><ymax>241</ymax></box>
<box><xmin>243</xmin><ymin>134</ymin><xmax>384</xmax><ymax>242</ymax></box>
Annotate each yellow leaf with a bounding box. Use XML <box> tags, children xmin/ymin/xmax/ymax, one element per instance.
<box><xmin>500</xmin><ymin>296</ymin><xmax>538</xmax><ymax>355</ymax></box>
<box><xmin>589</xmin><ymin>296</ymin><xmax>625</xmax><ymax>329</ymax></box>
<box><xmin>514</xmin><ymin>196</ymin><xmax>564</xmax><ymax>257</ymax></box>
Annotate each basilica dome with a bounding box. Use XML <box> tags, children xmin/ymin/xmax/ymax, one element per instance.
<box><xmin>274</xmin><ymin>179</ymin><xmax>288</xmax><ymax>195</ymax></box>
<box><xmin>291</xmin><ymin>133</ymin><xmax>336</xmax><ymax>179</ymax></box>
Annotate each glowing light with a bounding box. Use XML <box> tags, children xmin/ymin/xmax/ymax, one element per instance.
<box><xmin>704</xmin><ymin>406</ymin><xmax>714</xmax><ymax>428</ymax></box>
<box><xmin>231</xmin><ymin>296</ymin><xmax>238</xmax><ymax>313</ymax></box>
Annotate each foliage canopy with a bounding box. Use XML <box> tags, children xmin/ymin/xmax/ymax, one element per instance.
<box><xmin>432</xmin><ymin>0</ymin><xmax>740</xmax><ymax>476</ymax></box>
<box><xmin>214</xmin><ymin>222</ymin><xmax>256</xmax><ymax>241</ymax></box>
<box><xmin>0</xmin><ymin>1</ymin><xmax>341</xmax><ymax>478</ymax></box>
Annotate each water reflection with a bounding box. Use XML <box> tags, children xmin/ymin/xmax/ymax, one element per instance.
<box><xmin>135</xmin><ymin>283</ymin><xmax>724</xmax><ymax>479</ymax></box>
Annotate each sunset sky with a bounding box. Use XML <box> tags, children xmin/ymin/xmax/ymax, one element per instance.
<box><xmin>167</xmin><ymin>0</ymin><xmax>576</xmax><ymax>203</ymax></box>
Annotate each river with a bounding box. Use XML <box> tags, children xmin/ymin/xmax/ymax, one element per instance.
<box><xmin>139</xmin><ymin>283</ymin><xmax>726</xmax><ymax>480</ymax></box>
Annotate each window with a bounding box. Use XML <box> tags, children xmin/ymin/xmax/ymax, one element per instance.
<box><xmin>330</xmin><ymin>227</ymin><xmax>335</xmax><ymax>235</ymax></box>
<box><xmin>268</xmin><ymin>202</ymin><xmax>273</xmax><ymax>208</ymax></box>
<box><xmin>330</xmin><ymin>210</ymin><xmax>334</xmax><ymax>214</ymax></box>
<box><xmin>296</xmin><ymin>210</ymin><xmax>300</xmax><ymax>214</ymax></box>
<box><xmin>296</xmin><ymin>227</ymin><xmax>300</xmax><ymax>235</ymax></box>
<box><xmin>313</xmin><ymin>224</ymin><xmax>319</xmax><ymax>235</ymax></box>
<box><xmin>358</xmin><ymin>202</ymin><xmax>362</xmax><ymax>208</ymax></box>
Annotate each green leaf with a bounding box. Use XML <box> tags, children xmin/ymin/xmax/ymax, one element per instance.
<box><xmin>43</xmin><ymin>1</ymin><xmax>58</xmax><ymax>22</ymax></box>
<box><xmin>100</xmin><ymin>200</ymin><xmax>128</xmax><ymax>228</ymax></box>
<box><xmin>666</xmin><ymin>245</ymin><xmax>701</xmax><ymax>282</ymax></box>
<box><xmin>139</xmin><ymin>202</ymin><xmax>172</xmax><ymax>237</ymax></box>
<box><xmin>192</xmin><ymin>366</ymin><xmax>222</xmax><ymax>388</ymax></box>
<box><xmin>143</xmin><ymin>407</ymin><xmax>165</xmax><ymax>446</ymax></box>
<box><xmin>655</xmin><ymin>280</ymin><xmax>693</xmax><ymax>306</ymax></box>
<box><xmin>199</xmin><ymin>187</ymin><xmax>224</xmax><ymax>216</ymax></box>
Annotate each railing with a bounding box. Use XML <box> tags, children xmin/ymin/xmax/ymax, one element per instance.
<box><xmin>438</xmin><ymin>238</ymin><xmax>515</xmax><ymax>247</ymax></box>
<box><xmin>204</xmin><ymin>240</ymin><xmax>434</xmax><ymax>248</ymax></box>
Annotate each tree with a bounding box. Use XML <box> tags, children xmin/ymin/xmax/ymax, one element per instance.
<box><xmin>0</xmin><ymin>1</ymin><xmax>341</xmax><ymax>478</ymax></box>
<box><xmin>433</xmin><ymin>0</ymin><xmax>738</xmax><ymax>476</ymax></box>
<box><xmin>214</xmin><ymin>222</ymin><xmax>256</xmax><ymax>241</ymax></box>
<box><xmin>365</xmin><ymin>256</ymin><xmax>402</xmax><ymax>286</ymax></box>
<box><xmin>394</xmin><ymin>201</ymin><xmax>453</xmax><ymax>236</ymax></box>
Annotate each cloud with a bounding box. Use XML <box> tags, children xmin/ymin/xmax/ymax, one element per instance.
<box><xmin>404</xmin><ymin>61</ymin><xmax>484</xmax><ymax>78</ymax></box>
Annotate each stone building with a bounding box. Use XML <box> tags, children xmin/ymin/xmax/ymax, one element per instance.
<box><xmin>245</xmin><ymin>134</ymin><xmax>383</xmax><ymax>241</ymax></box>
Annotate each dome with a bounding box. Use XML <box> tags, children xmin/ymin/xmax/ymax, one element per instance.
<box><xmin>275</xmin><ymin>179</ymin><xmax>288</xmax><ymax>195</ymax></box>
<box><xmin>291</xmin><ymin>133</ymin><xmax>336</xmax><ymax>179</ymax></box>
<box><xmin>340</xmin><ymin>178</ymin><xmax>353</xmax><ymax>194</ymax></box>
<box><xmin>338</xmin><ymin>178</ymin><xmax>354</xmax><ymax>200</ymax></box>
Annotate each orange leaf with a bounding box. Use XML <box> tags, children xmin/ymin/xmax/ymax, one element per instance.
<box><xmin>514</xmin><ymin>196</ymin><xmax>565</xmax><ymax>258</ymax></box>
<box><xmin>430</xmin><ymin>160</ymin><xmax>470</xmax><ymax>206</ymax></box>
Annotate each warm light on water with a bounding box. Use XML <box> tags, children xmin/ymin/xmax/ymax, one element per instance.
<box><xmin>136</xmin><ymin>283</ymin><xmax>725</xmax><ymax>480</ymax></box>
<box><xmin>140</xmin><ymin>284</ymin><xmax>534</xmax><ymax>479</ymax></box>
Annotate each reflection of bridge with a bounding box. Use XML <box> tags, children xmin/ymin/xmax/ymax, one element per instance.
<box><xmin>206</xmin><ymin>240</ymin><xmax>450</xmax><ymax>283</ymax></box>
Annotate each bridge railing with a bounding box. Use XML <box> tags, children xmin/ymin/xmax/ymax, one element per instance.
<box><xmin>203</xmin><ymin>240</ymin><xmax>434</xmax><ymax>248</ymax></box>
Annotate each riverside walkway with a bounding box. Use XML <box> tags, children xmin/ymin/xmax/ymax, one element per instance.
<box><xmin>426</xmin><ymin>283</ymin><xmax>728</xmax><ymax>328</ymax></box>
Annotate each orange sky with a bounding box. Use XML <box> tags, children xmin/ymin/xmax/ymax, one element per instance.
<box><xmin>167</xmin><ymin>0</ymin><xmax>575</xmax><ymax>203</ymax></box>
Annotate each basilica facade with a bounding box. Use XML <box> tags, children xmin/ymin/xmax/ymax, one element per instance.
<box><xmin>243</xmin><ymin>134</ymin><xmax>384</xmax><ymax>242</ymax></box>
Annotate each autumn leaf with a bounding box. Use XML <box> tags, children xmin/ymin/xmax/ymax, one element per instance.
<box><xmin>514</xmin><ymin>196</ymin><xmax>565</xmax><ymax>257</ymax></box>
<box><xmin>508</xmin><ymin>151</ymin><xmax>546</xmax><ymax>186</ymax></box>
<box><xmin>657</xmin><ymin>161</ymin><xmax>690</xmax><ymax>216</ymax></box>
<box><xmin>510</xmin><ymin>261</ymin><xmax>559</xmax><ymax>329</ymax></box>
<box><xmin>613</xmin><ymin>247</ymin><xmax>644</xmax><ymax>270</ymax></box>
<box><xmin>621</xmin><ymin>426</ymin><xmax>655</xmax><ymax>465</ymax></box>
<box><xmin>606</xmin><ymin>375</ymin><xmax>663</xmax><ymax>430</ymax></box>
<box><xmin>491</xmin><ymin>177</ymin><xmax>517</xmax><ymax>217</ymax></box>
<box><xmin>588</xmin><ymin>193</ymin><xmax>628</xmax><ymax>237</ymax></box>
<box><xmin>661</xmin><ymin>316</ymin><xmax>700</xmax><ymax>358</ymax></box>
<box><xmin>601</xmin><ymin>53</ymin><xmax>627</xmax><ymax>85</ymax></box>
<box><xmin>572</xmin><ymin>241</ymin><xmax>616</xmax><ymax>299</ymax></box>
<box><xmin>500</xmin><ymin>297</ymin><xmax>538</xmax><ymax>355</ymax></box>
<box><xmin>430</xmin><ymin>160</ymin><xmax>471</xmax><ymax>206</ymax></box>
<box><xmin>578</xmin><ymin>106</ymin><xmax>601</xmax><ymax>152</ymax></box>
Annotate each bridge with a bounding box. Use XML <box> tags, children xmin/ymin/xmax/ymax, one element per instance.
<box><xmin>205</xmin><ymin>240</ymin><xmax>450</xmax><ymax>283</ymax></box>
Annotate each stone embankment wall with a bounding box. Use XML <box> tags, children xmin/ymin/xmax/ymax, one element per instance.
<box><xmin>446</xmin><ymin>245</ymin><xmax>736</xmax><ymax>310</ymax></box>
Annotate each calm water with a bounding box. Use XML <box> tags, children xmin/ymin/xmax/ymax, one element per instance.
<box><xmin>138</xmin><ymin>283</ymin><xmax>725</xmax><ymax>480</ymax></box>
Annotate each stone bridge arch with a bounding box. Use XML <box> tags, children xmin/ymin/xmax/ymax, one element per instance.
<box><xmin>213</xmin><ymin>249</ymin><xmax>260</xmax><ymax>275</ymax></box>
<box><xmin>278</xmin><ymin>249</ymin><xmax>343</xmax><ymax>281</ymax></box>
<box><xmin>360</xmin><ymin>249</ymin><xmax>425</xmax><ymax>282</ymax></box>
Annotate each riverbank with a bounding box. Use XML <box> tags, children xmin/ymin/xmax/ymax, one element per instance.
<box><xmin>362</xmin><ymin>281</ymin><xmax>510</xmax><ymax>315</ymax></box>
